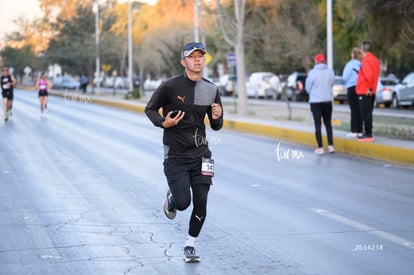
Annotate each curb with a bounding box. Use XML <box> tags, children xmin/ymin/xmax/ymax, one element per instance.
<box><xmin>223</xmin><ymin>118</ymin><xmax>414</xmax><ymax>167</ymax></box>
<box><xmin>50</xmin><ymin>91</ymin><xmax>414</xmax><ymax>168</ymax></box>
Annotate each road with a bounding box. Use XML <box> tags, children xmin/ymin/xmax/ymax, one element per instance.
<box><xmin>1</xmin><ymin>90</ymin><xmax>413</xmax><ymax>275</ymax></box>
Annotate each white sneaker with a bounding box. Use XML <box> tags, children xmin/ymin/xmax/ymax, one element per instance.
<box><xmin>314</xmin><ymin>148</ymin><xmax>324</xmax><ymax>155</ymax></box>
<box><xmin>328</xmin><ymin>145</ymin><xmax>336</xmax><ymax>153</ymax></box>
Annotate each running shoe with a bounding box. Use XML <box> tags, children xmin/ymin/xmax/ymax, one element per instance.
<box><xmin>357</xmin><ymin>134</ymin><xmax>374</xmax><ymax>142</ymax></box>
<box><xmin>162</xmin><ymin>189</ymin><xmax>176</xmax><ymax>220</ymax></box>
<box><xmin>183</xmin><ymin>246</ymin><xmax>200</xmax><ymax>263</ymax></box>
<box><xmin>346</xmin><ymin>132</ymin><xmax>358</xmax><ymax>138</ymax></box>
<box><xmin>328</xmin><ymin>145</ymin><xmax>336</xmax><ymax>153</ymax></box>
<box><xmin>314</xmin><ymin>148</ymin><xmax>324</xmax><ymax>155</ymax></box>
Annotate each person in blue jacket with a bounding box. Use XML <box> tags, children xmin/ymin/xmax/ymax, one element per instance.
<box><xmin>342</xmin><ymin>48</ymin><xmax>362</xmax><ymax>137</ymax></box>
<box><xmin>305</xmin><ymin>53</ymin><xmax>336</xmax><ymax>155</ymax></box>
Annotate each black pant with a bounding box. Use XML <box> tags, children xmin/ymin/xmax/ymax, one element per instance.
<box><xmin>358</xmin><ymin>94</ymin><xmax>375</xmax><ymax>137</ymax></box>
<box><xmin>163</xmin><ymin>156</ymin><xmax>211</xmax><ymax>238</ymax></box>
<box><xmin>310</xmin><ymin>102</ymin><xmax>333</xmax><ymax>148</ymax></box>
<box><xmin>347</xmin><ymin>86</ymin><xmax>362</xmax><ymax>133</ymax></box>
<box><xmin>80</xmin><ymin>83</ymin><xmax>87</xmax><ymax>93</ymax></box>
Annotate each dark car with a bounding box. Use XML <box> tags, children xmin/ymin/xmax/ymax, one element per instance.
<box><xmin>284</xmin><ymin>72</ymin><xmax>308</xmax><ymax>101</ymax></box>
<box><xmin>133</xmin><ymin>77</ymin><xmax>140</xmax><ymax>88</ymax></box>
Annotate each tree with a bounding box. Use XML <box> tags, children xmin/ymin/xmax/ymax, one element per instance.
<box><xmin>133</xmin><ymin>0</ymin><xmax>195</xmax><ymax>78</ymax></box>
<box><xmin>216</xmin><ymin>0</ymin><xmax>249</xmax><ymax>115</ymax></box>
<box><xmin>45</xmin><ymin>4</ymin><xmax>98</xmax><ymax>75</ymax></box>
<box><xmin>0</xmin><ymin>45</ymin><xmax>35</xmax><ymax>77</ymax></box>
<box><xmin>363</xmin><ymin>0</ymin><xmax>414</xmax><ymax>77</ymax></box>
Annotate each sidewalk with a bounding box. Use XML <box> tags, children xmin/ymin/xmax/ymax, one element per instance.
<box><xmin>50</xmin><ymin>89</ymin><xmax>414</xmax><ymax>167</ymax></box>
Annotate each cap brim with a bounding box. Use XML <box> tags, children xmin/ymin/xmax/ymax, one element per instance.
<box><xmin>182</xmin><ymin>48</ymin><xmax>206</xmax><ymax>58</ymax></box>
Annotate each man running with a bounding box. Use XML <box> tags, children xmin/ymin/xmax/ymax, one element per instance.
<box><xmin>1</xmin><ymin>66</ymin><xmax>17</xmax><ymax>122</ymax></box>
<box><xmin>145</xmin><ymin>42</ymin><xmax>223</xmax><ymax>262</ymax></box>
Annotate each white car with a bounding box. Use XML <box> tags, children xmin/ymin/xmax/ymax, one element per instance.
<box><xmin>333</xmin><ymin>76</ymin><xmax>347</xmax><ymax>104</ymax></box>
<box><xmin>247</xmin><ymin>72</ymin><xmax>281</xmax><ymax>99</ymax></box>
<box><xmin>144</xmin><ymin>79</ymin><xmax>163</xmax><ymax>91</ymax></box>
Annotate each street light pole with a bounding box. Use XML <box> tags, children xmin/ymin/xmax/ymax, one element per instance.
<box><xmin>128</xmin><ymin>0</ymin><xmax>133</xmax><ymax>93</ymax></box>
<box><xmin>194</xmin><ymin>0</ymin><xmax>199</xmax><ymax>42</ymax></box>
<box><xmin>93</xmin><ymin>1</ymin><xmax>100</xmax><ymax>94</ymax></box>
<box><xmin>327</xmin><ymin>0</ymin><xmax>333</xmax><ymax>69</ymax></box>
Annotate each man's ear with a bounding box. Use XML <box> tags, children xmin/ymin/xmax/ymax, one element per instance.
<box><xmin>180</xmin><ymin>58</ymin><xmax>186</xmax><ymax>67</ymax></box>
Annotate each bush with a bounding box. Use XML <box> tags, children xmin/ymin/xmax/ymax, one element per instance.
<box><xmin>125</xmin><ymin>87</ymin><xmax>140</xmax><ymax>99</ymax></box>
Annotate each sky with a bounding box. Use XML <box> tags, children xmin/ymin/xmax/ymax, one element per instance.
<box><xmin>0</xmin><ymin>0</ymin><xmax>42</xmax><ymax>40</ymax></box>
<box><xmin>0</xmin><ymin>0</ymin><xmax>158</xmax><ymax>41</ymax></box>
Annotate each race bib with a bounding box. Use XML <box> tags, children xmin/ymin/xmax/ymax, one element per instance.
<box><xmin>201</xmin><ymin>157</ymin><xmax>214</xmax><ymax>177</ymax></box>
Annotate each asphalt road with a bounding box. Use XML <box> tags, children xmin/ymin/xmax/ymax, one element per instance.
<box><xmin>1</xmin><ymin>90</ymin><xmax>413</xmax><ymax>275</ymax></box>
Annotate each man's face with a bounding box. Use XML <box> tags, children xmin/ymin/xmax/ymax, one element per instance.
<box><xmin>181</xmin><ymin>50</ymin><xmax>205</xmax><ymax>73</ymax></box>
<box><xmin>2</xmin><ymin>69</ymin><xmax>8</xmax><ymax>75</ymax></box>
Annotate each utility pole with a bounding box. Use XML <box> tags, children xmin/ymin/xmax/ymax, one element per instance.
<box><xmin>128</xmin><ymin>0</ymin><xmax>133</xmax><ymax>93</ymax></box>
<box><xmin>194</xmin><ymin>0</ymin><xmax>200</xmax><ymax>42</ymax></box>
<box><xmin>93</xmin><ymin>1</ymin><xmax>100</xmax><ymax>94</ymax></box>
<box><xmin>327</xmin><ymin>0</ymin><xmax>333</xmax><ymax>69</ymax></box>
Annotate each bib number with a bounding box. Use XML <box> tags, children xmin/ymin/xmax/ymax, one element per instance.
<box><xmin>201</xmin><ymin>157</ymin><xmax>214</xmax><ymax>177</ymax></box>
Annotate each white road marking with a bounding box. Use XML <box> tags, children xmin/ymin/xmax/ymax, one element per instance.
<box><xmin>23</xmin><ymin>209</ymin><xmax>61</xmax><ymax>259</ymax></box>
<box><xmin>311</xmin><ymin>208</ymin><xmax>414</xmax><ymax>250</ymax></box>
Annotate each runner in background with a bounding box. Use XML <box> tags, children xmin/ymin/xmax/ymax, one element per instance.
<box><xmin>35</xmin><ymin>73</ymin><xmax>50</xmax><ymax>115</ymax></box>
<box><xmin>1</xmin><ymin>66</ymin><xmax>17</xmax><ymax>122</ymax></box>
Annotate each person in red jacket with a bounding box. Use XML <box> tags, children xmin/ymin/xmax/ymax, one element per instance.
<box><xmin>356</xmin><ymin>41</ymin><xmax>380</xmax><ymax>142</ymax></box>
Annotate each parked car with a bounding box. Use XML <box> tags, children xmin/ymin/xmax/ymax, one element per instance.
<box><xmin>262</xmin><ymin>74</ymin><xmax>282</xmax><ymax>100</ymax></box>
<box><xmin>284</xmin><ymin>72</ymin><xmax>308</xmax><ymax>101</ymax></box>
<box><xmin>390</xmin><ymin>72</ymin><xmax>414</xmax><ymax>108</ymax></box>
<box><xmin>52</xmin><ymin>76</ymin><xmax>80</xmax><ymax>90</ymax></box>
<box><xmin>106</xmin><ymin>77</ymin><xmax>126</xmax><ymax>88</ymax></box>
<box><xmin>247</xmin><ymin>72</ymin><xmax>280</xmax><ymax>99</ymax></box>
<box><xmin>333</xmin><ymin>76</ymin><xmax>347</xmax><ymax>104</ymax></box>
<box><xmin>375</xmin><ymin>77</ymin><xmax>399</xmax><ymax>108</ymax></box>
<box><xmin>218</xmin><ymin>74</ymin><xmax>237</xmax><ymax>96</ymax></box>
<box><xmin>133</xmin><ymin>77</ymin><xmax>140</xmax><ymax>88</ymax></box>
<box><xmin>143</xmin><ymin>79</ymin><xmax>163</xmax><ymax>91</ymax></box>
<box><xmin>93</xmin><ymin>76</ymin><xmax>105</xmax><ymax>88</ymax></box>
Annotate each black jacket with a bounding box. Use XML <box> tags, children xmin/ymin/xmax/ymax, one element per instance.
<box><xmin>145</xmin><ymin>73</ymin><xmax>223</xmax><ymax>158</ymax></box>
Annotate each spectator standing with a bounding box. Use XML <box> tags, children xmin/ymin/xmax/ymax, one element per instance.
<box><xmin>342</xmin><ymin>48</ymin><xmax>362</xmax><ymax>138</ymax></box>
<box><xmin>80</xmin><ymin>72</ymin><xmax>89</xmax><ymax>94</ymax></box>
<box><xmin>145</xmin><ymin>42</ymin><xmax>223</xmax><ymax>262</ymax></box>
<box><xmin>305</xmin><ymin>54</ymin><xmax>336</xmax><ymax>155</ymax></box>
<box><xmin>356</xmin><ymin>42</ymin><xmax>380</xmax><ymax>142</ymax></box>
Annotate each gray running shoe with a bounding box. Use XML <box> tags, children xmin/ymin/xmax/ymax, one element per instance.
<box><xmin>183</xmin><ymin>246</ymin><xmax>200</xmax><ymax>263</ymax></box>
<box><xmin>162</xmin><ymin>189</ymin><xmax>176</xmax><ymax>220</ymax></box>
